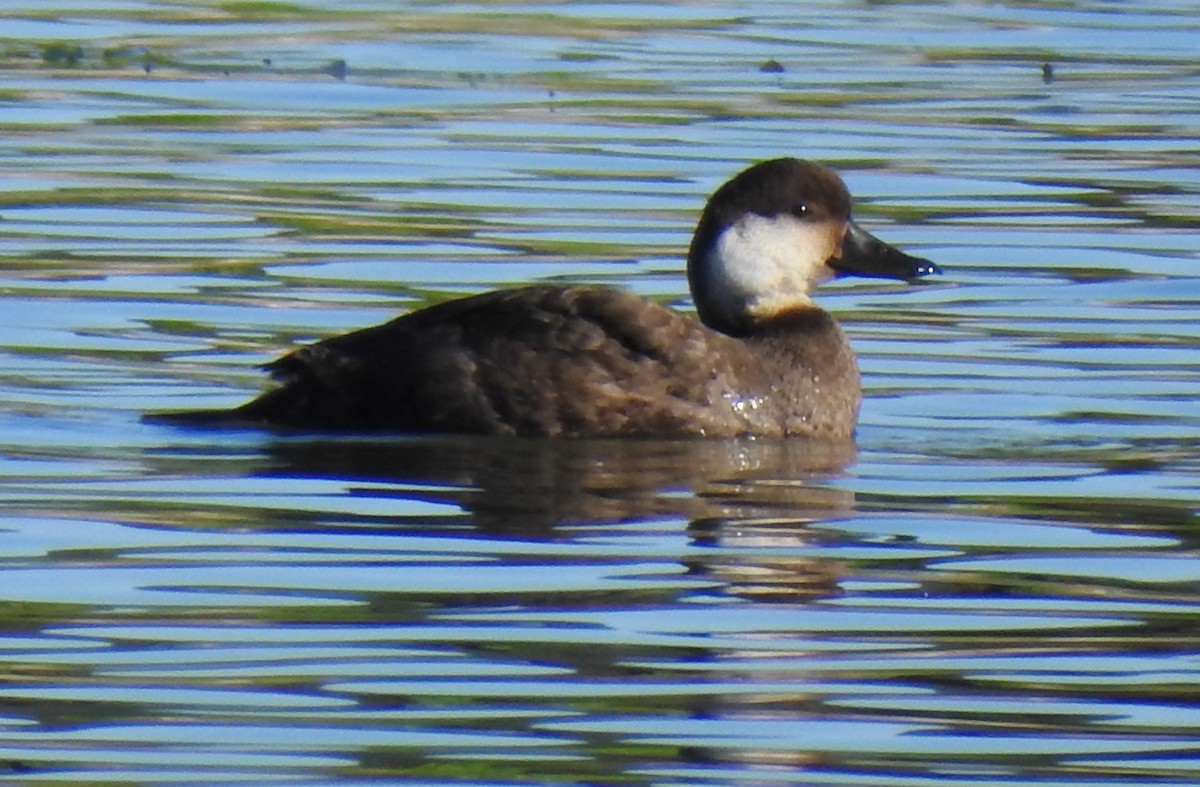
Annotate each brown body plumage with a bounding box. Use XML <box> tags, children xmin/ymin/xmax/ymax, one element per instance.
<box><xmin>226</xmin><ymin>285</ymin><xmax>860</xmax><ymax>437</ymax></box>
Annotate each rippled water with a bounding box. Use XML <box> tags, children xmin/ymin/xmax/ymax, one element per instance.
<box><xmin>2</xmin><ymin>1</ymin><xmax>1199</xmax><ymax>784</ymax></box>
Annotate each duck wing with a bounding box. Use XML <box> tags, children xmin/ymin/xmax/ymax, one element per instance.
<box><xmin>242</xmin><ymin>285</ymin><xmax>754</xmax><ymax>436</ymax></box>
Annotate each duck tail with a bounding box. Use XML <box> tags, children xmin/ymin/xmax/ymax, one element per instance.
<box><xmin>143</xmin><ymin>384</ymin><xmax>304</xmax><ymax>429</ymax></box>
<box><xmin>142</xmin><ymin>406</ymin><xmax>250</xmax><ymax>428</ymax></box>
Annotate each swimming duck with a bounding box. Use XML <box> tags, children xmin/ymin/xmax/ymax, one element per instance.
<box><xmin>151</xmin><ymin>158</ymin><xmax>939</xmax><ymax>438</ymax></box>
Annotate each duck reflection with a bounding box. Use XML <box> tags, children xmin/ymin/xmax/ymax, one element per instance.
<box><xmin>261</xmin><ymin>435</ymin><xmax>855</xmax><ymax>601</ymax></box>
<box><xmin>265</xmin><ymin>436</ymin><xmax>849</xmax><ymax>524</ymax></box>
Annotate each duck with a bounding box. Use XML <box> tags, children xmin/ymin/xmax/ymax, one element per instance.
<box><xmin>149</xmin><ymin>158</ymin><xmax>939</xmax><ymax>438</ymax></box>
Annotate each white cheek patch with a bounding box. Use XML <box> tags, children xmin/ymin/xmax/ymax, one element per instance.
<box><xmin>702</xmin><ymin>214</ymin><xmax>837</xmax><ymax>321</ymax></box>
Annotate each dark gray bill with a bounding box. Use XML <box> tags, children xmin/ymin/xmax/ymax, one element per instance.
<box><xmin>830</xmin><ymin>220</ymin><xmax>940</xmax><ymax>281</ymax></box>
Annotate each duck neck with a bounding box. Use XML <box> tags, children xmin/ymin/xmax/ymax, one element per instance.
<box><xmin>687</xmin><ymin>214</ymin><xmax>836</xmax><ymax>337</ymax></box>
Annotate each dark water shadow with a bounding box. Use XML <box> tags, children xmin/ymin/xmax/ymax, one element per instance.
<box><xmin>247</xmin><ymin>435</ymin><xmax>859</xmax><ymax>605</ymax></box>
<box><xmin>256</xmin><ymin>434</ymin><xmax>857</xmax><ymax>534</ymax></box>
<box><xmin>133</xmin><ymin>431</ymin><xmax>860</xmax><ymax>612</ymax></box>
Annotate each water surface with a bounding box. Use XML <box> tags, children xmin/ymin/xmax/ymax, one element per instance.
<box><xmin>1</xmin><ymin>1</ymin><xmax>1199</xmax><ymax>784</ymax></box>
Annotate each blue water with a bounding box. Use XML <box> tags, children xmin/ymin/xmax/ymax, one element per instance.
<box><xmin>1</xmin><ymin>1</ymin><xmax>1199</xmax><ymax>784</ymax></box>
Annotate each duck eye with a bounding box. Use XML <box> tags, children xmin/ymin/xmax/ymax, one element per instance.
<box><xmin>792</xmin><ymin>202</ymin><xmax>809</xmax><ymax>218</ymax></box>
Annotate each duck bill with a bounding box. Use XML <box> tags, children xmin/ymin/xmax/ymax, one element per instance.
<box><xmin>830</xmin><ymin>220</ymin><xmax>940</xmax><ymax>281</ymax></box>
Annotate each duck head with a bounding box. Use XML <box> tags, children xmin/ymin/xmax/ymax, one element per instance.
<box><xmin>686</xmin><ymin>158</ymin><xmax>939</xmax><ymax>336</ymax></box>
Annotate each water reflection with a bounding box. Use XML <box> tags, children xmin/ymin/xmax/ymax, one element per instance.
<box><xmin>259</xmin><ymin>435</ymin><xmax>855</xmax><ymax>532</ymax></box>
<box><xmin>262</xmin><ymin>436</ymin><xmax>856</xmax><ymax>608</ymax></box>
